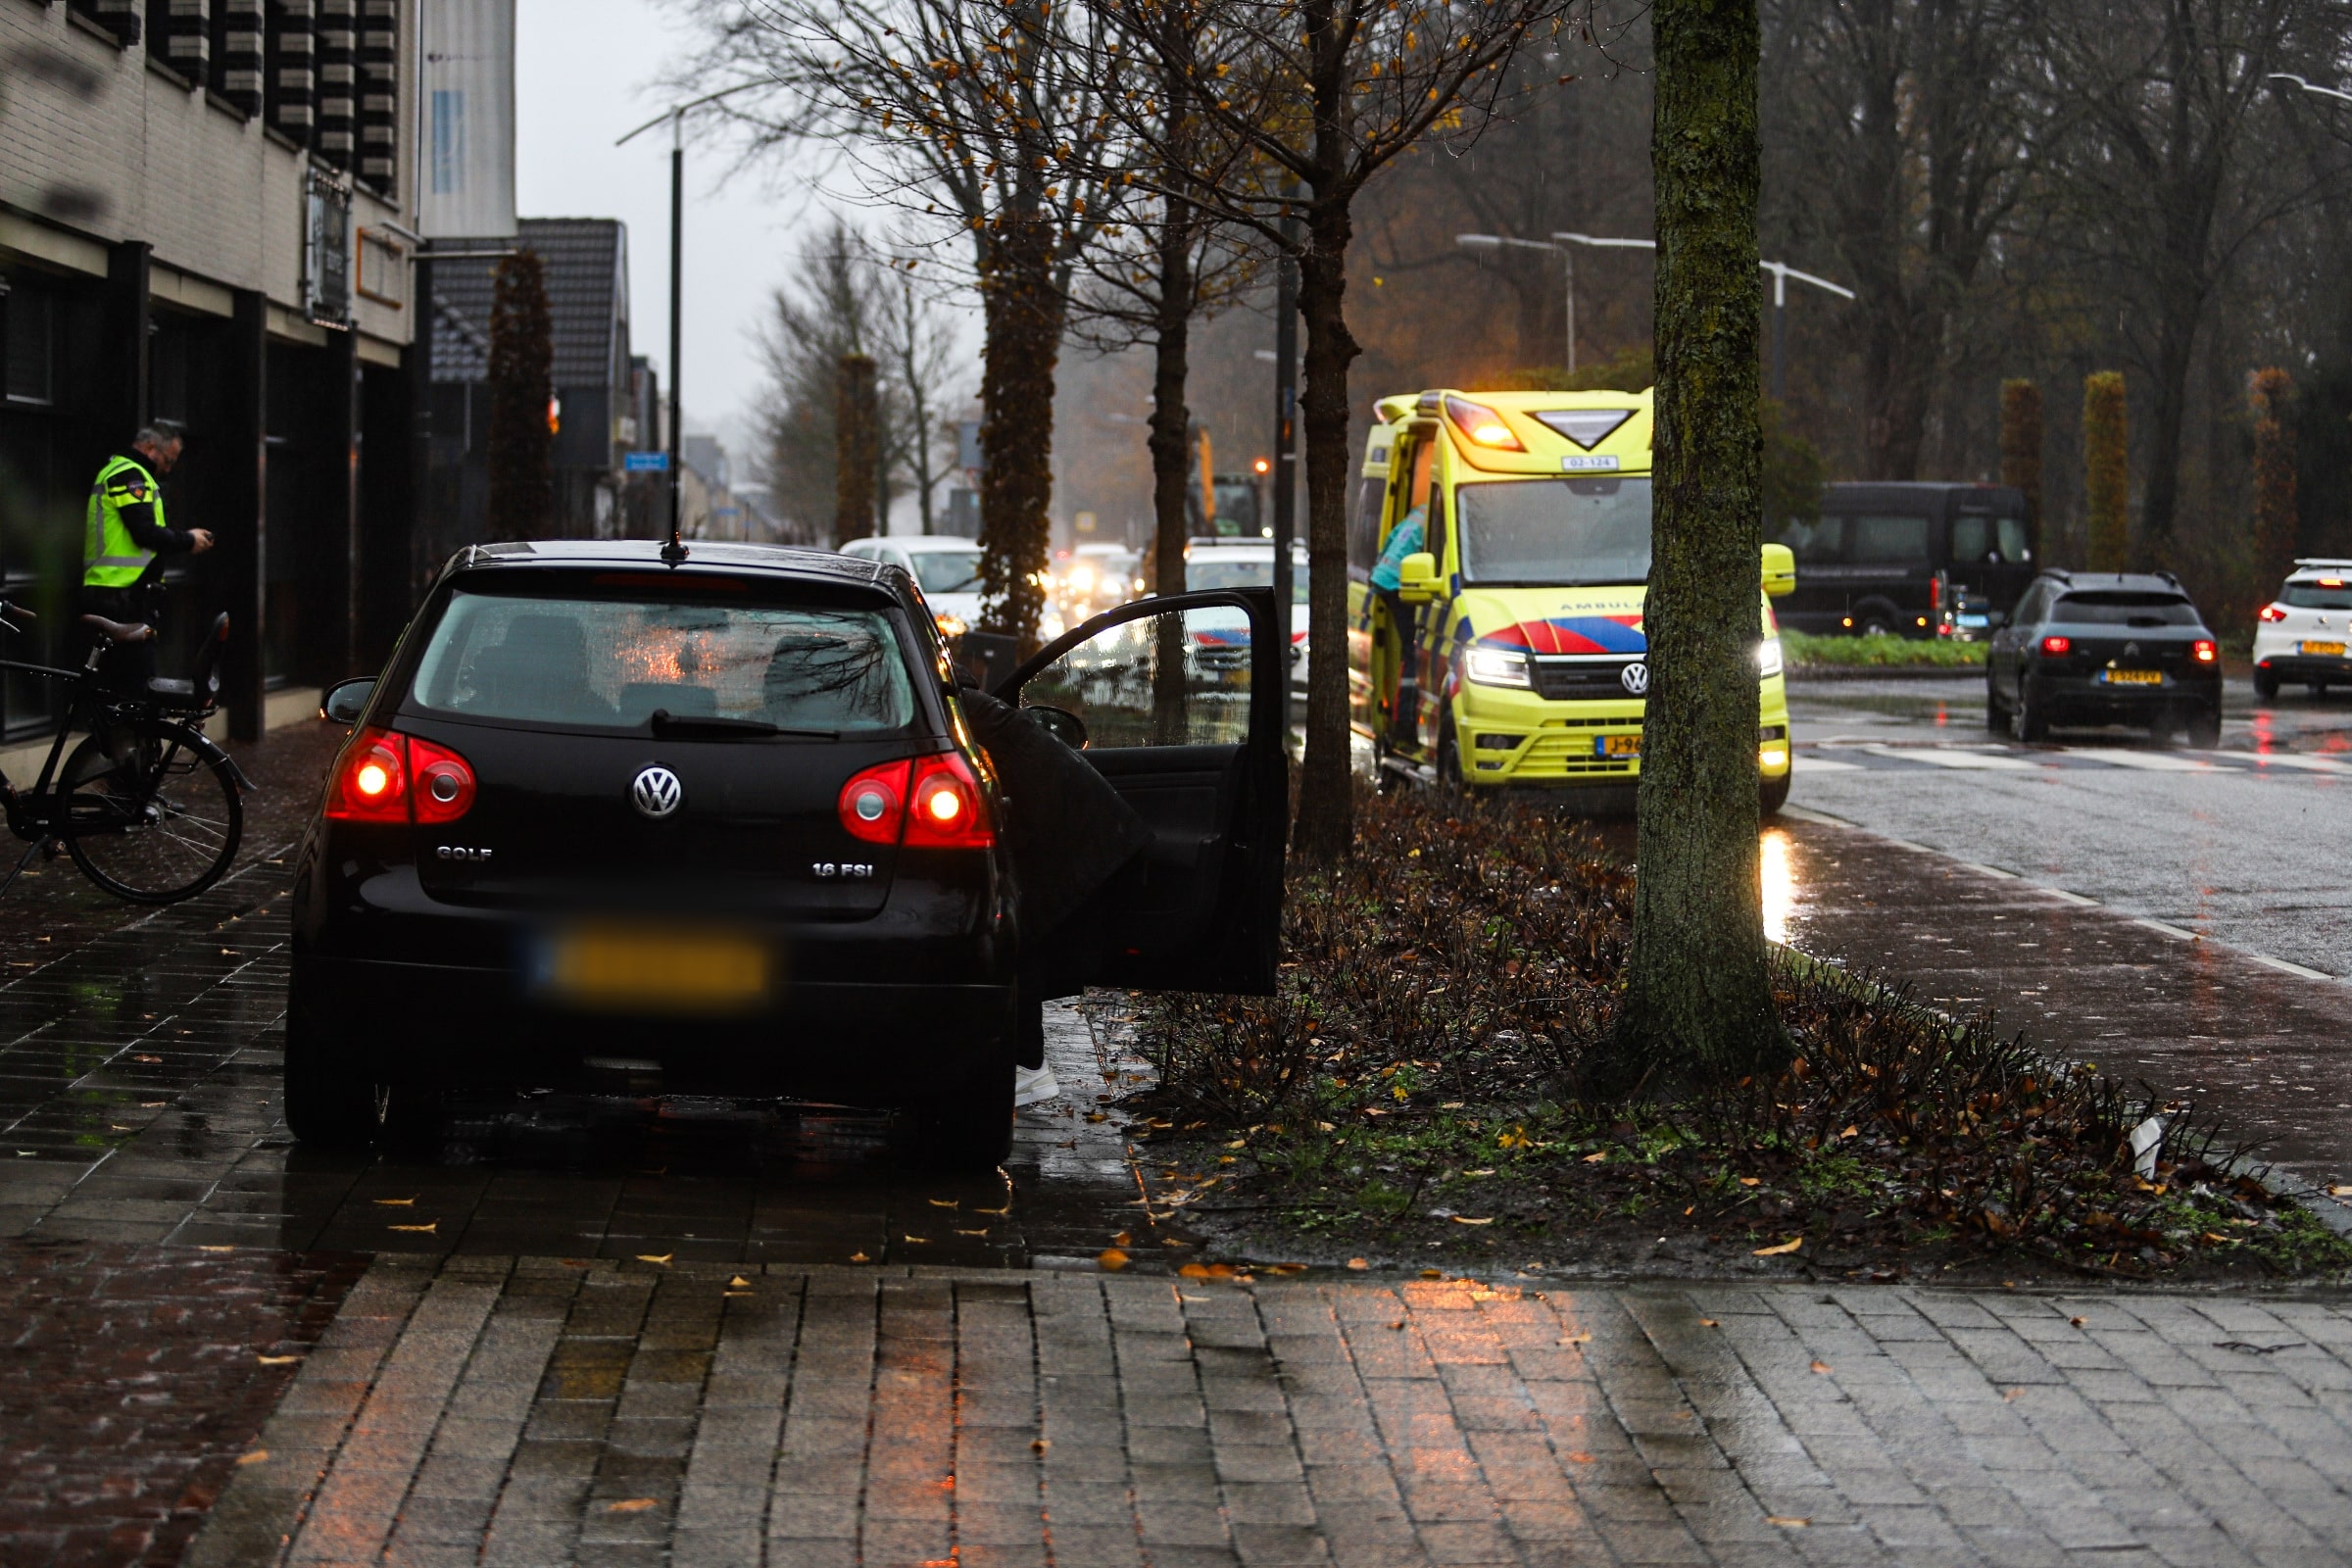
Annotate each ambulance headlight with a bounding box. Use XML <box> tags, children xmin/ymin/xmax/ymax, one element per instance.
<box><xmin>1462</xmin><ymin>648</ymin><xmax>1532</xmax><ymax>689</ymax></box>
<box><xmin>1757</xmin><ymin>637</ymin><xmax>1784</xmax><ymax>679</ymax></box>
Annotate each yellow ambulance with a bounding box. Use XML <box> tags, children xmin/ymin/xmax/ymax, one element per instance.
<box><xmin>1348</xmin><ymin>387</ymin><xmax>1796</xmax><ymax>812</ymax></box>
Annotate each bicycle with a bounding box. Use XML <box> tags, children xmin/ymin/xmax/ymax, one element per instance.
<box><xmin>0</xmin><ymin>602</ymin><xmax>247</xmax><ymax>905</ymax></box>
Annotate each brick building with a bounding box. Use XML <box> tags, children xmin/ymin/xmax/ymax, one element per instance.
<box><xmin>0</xmin><ymin>0</ymin><xmax>421</xmax><ymax>740</ymax></box>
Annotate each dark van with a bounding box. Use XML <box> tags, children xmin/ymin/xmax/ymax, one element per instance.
<box><xmin>1773</xmin><ymin>482</ymin><xmax>2034</xmax><ymax>638</ymax></box>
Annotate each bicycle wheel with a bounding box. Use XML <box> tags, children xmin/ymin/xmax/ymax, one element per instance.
<box><xmin>59</xmin><ymin>717</ymin><xmax>244</xmax><ymax>904</ymax></box>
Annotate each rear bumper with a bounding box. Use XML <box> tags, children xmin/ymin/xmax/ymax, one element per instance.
<box><xmin>2037</xmin><ymin>672</ymin><xmax>2220</xmax><ymax>717</ymax></box>
<box><xmin>2255</xmin><ymin>654</ymin><xmax>2352</xmax><ymax>683</ymax></box>
<box><xmin>294</xmin><ymin>953</ymin><xmax>1015</xmax><ymax>1102</ymax></box>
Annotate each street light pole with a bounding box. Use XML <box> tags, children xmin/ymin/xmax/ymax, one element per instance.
<box><xmin>615</xmin><ymin>82</ymin><xmax>767</xmax><ymax>564</ymax></box>
<box><xmin>2267</xmin><ymin>73</ymin><xmax>2352</xmax><ymax>107</ymax></box>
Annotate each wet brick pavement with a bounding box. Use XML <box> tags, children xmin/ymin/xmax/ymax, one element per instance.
<box><xmin>183</xmin><ymin>1263</ymin><xmax>2352</xmax><ymax>1568</ymax></box>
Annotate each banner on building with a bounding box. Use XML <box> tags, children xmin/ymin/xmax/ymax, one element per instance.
<box><xmin>418</xmin><ymin>0</ymin><xmax>517</xmax><ymax>238</ymax></box>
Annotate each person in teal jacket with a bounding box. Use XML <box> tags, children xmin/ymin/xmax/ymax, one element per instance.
<box><xmin>1370</xmin><ymin>505</ymin><xmax>1425</xmax><ymax>746</ymax></box>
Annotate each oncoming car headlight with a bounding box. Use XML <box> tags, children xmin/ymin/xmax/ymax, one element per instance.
<box><xmin>1462</xmin><ymin>648</ymin><xmax>1532</xmax><ymax>689</ymax></box>
<box><xmin>1757</xmin><ymin>637</ymin><xmax>1784</xmax><ymax>679</ymax></box>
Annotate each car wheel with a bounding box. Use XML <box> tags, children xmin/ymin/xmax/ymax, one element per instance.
<box><xmin>1855</xmin><ymin>604</ymin><xmax>1900</xmax><ymax>638</ymax></box>
<box><xmin>283</xmin><ymin>990</ymin><xmax>378</xmax><ymax>1151</ymax></box>
<box><xmin>1436</xmin><ymin>717</ymin><xmax>1468</xmax><ymax>795</ymax></box>
<box><xmin>912</xmin><ymin>1059</ymin><xmax>1014</xmax><ymax>1172</ymax></box>
<box><xmin>1760</xmin><ymin>768</ymin><xmax>1791</xmax><ymax>819</ymax></box>
<box><xmin>2185</xmin><ymin>704</ymin><xmax>2222</xmax><ymax>749</ymax></box>
<box><xmin>2013</xmin><ymin>677</ymin><xmax>2050</xmax><ymax>743</ymax></box>
<box><xmin>1985</xmin><ymin>683</ymin><xmax>2012</xmax><ymax>734</ymax></box>
<box><xmin>2253</xmin><ymin>666</ymin><xmax>2280</xmax><ymax>701</ymax></box>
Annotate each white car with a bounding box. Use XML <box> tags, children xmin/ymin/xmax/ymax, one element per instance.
<box><xmin>2253</xmin><ymin>559</ymin><xmax>2352</xmax><ymax>701</ymax></box>
<box><xmin>1179</xmin><ymin>538</ymin><xmax>1310</xmax><ymax>692</ymax></box>
<box><xmin>840</xmin><ymin>536</ymin><xmax>987</xmax><ymax>640</ymax></box>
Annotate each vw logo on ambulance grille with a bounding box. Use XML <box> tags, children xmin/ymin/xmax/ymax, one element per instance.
<box><xmin>631</xmin><ymin>765</ymin><xmax>684</xmax><ymax>820</ymax></box>
<box><xmin>1620</xmin><ymin>662</ymin><xmax>1650</xmax><ymax>695</ymax></box>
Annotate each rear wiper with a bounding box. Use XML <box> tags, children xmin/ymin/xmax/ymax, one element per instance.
<box><xmin>650</xmin><ymin>709</ymin><xmax>837</xmax><ymax>741</ymax></box>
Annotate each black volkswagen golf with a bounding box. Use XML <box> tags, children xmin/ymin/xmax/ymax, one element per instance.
<box><xmin>287</xmin><ymin>540</ymin><xmax>1284</xmax><ymax>1168</ymax></box>
<box><xmin>1985</xmin><ymin>570</ymin><xmax>2223</xmax><ymax>745</ymax></box>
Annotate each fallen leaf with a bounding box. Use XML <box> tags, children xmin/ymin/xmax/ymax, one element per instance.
<box><xmin>928</xmin><ymin>1199</ymin><xmax>959</xmax><ymax>1208</ymax></box>
<box><xmin>902</xmin><ymin>1235</ymin><xmax>930</xmax><ymax>1244</ymax></box>
<box><xmin>389</xmin><ymin>1223</ymin><xmax>438</xmax><ymax>1234</ymax></box>
<box><xmin>730</xmin><ymin>1276</ymin><xmax>753</xmax><ymax>1289</ymax></box>
<box><xmin>256</xmin><ymin>1354</ymin><xmax>298</xmax><ymax>1366</ymax></box>
<box><xmin>198</xmin><ymin>1245</ymin><xmax>235</xmax><ymax>1253</ymax></box>
<box><xmin>974</xmin><ymin>1204</ymin><xmax>1011</xmax><ymax>1216</ymax></box>
<box><xmin>850</xmin><ymin>1251</ymin><xmax>871</xmax><ymax>1263</ymax></box>
<box><xmin>1346</xmin><ymin>1257</ymin><xmax>1369</xmax><ymax>1271</ymax></box>
<box><xmin>1753</xmin><ymin>1237</ymin><xmax>1803</xmax><ymax>1256</ymax></box>
<box><xmin>1227</xmin><ymin>1139</ymin><xmax>1249</xmax><ymax>1150</ymax></box>
<box><xmin>1767</xmin><ymin>1516</ymin><xmax>1810</xmax><ymax>1528</ymax></box>
<box><xmin>373</xmin><ymin>1198</ymin><xmax>416</xmax><ymax>1207</ymax></box>
<box><xmin>1085</xmin><ymin>1112</ymin><xmax>1108</xmax><ymax>1123</ymax></box>
<box><xmin>2069</xmin><ymin>1316</ymin><xmax>2085</xmax><ymax>1327</ymax></box>
<box><xmin>1738</xmin><ymin>1176</ymin><xmax>1761</xmax><ymax>1187</ymax></box>
<box><xmin>1558</xmin><ymin>1334</ymin><xmax>1592</xmax><ymax>1346</ymax></box>
<box><xmin>607</xmin><ymin>1498</ymin><xmax>658</xmax><ymax>1513</ymax></box>
<box><xmin>1387</xmin><ymin>1320</ymin><xmax>1406</xmax><ymax>1331</ymax></box>
<box><xmin>2002</xmin><ymin>1389</ymin><xmax>2024</xmax><ymax>1401</ymax></box>
<box><xmin>2329</xmin><ymin>1184</ymin><xmax>2352</xmax><ymax>1198</ymax></box>
<box><xmin>1450</xmin><ymin>1216</ymin><xmax>1494</xmax><ymax>1226</ymax></box>
<box><xmin>134</xmin><ymin>1054</ymin><xmax>162</xmax><ymax>1064</ymax></box>
<box><xmin>1809</xmin><ymin>1360</ymin><xmax>1833</xmax><ymax>1375</ymax></box>
<box><xmin>1031</xmin><ymin>1439</ymin><xmax>1051</xmax><ymax>1454</ymax></box>
<box><xmin>235</xmin><ymin>1450</ymin><xmax>269</xmax><ymax>1466</ymax></box>
<box><xmin>1419</xmin><ymin>1267</ymin><xmax>1445</xmax><ymax>1278</ymax></box>
<box><xmin>1260</xmin><ymin>1262</ymin><xmax>1307</xmax><ymax>1276</ymax></box>
<box><xmin>634</xmin><ymin>1253</ymin><xmax>671</xmax><ymax>1265</ymax></box>
<box><xmin>1699</xmin><ymin>1319</ymin><xmax>1719</xmax><ymax>1328</ymax></box>
<box><xmin>1111</xmin><ymin>1231</ymin><xmax>1132</xmax><ymax>1247</ymax></box>
<box><xmin>1684</xmin><ymin>1205</ymin><xmax>1695</xmax><ymax>1216</ymax></box>
<box><xmin>1566</xmin><ymin>1450</ymin><xmax>1593</xmax><ymax>1464</ymax></box>
<box><xmin>1582</xmin><ymin>1151</ymin><xmax>1607</xmax><ymax>1163</ymax></box>
<box><xmin>1098</xmin><ymin>1249</ymin><xmax>1130</xmax><ymax>1271</ymax></box>
<box><xmin>955</xmin><ymin>1228</ymin><xmax>990</xmax><ymax>1237</ymax></box>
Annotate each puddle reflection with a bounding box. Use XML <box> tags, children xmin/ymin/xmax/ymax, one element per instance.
<box><xmin>1761</xmin><ymin>827</ymin><xmax>1795</xmax><ymax>945</ymax></box>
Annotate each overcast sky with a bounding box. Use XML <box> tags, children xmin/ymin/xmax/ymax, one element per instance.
<box><xmin>514</xmin><ymin>0</ymin><xmax>810</xmax><ymax>453</ymax></box>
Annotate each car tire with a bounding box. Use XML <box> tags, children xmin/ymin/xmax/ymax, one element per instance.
<box><xmin>283</xmin><ymin>990</ymin><xmax>378</xmax><ymax>1151</ymax></box>
<box><xmin>1985</xmin><ymin>684</ymin><xmax>2012</xmax><ymax>734</ymax></box>
<box><xmin>2253</xmin><ymin>666</ymin><xmax>2280</xmax><ymax>701</ymax></box>
<box><xmin>2013</xmin><ymin>677</ymin><xmax>2050</xmax><ymax>743</ymax></box>
<box><xmin>1855</xmin><ymin>603</ymin><xmax>1901</xmax><ymax>638</ymax></box>
<box><xmin>1760</xmin><ymin>769</ymin><xmax>1791</xmax><ymax>819</ymax></box>
<box><xmin>912</xmin><ymin>1060</ymin><xmax>1014</xmax><ymax>1172</ymax></box>
<box><xmin>1436</xmin><ymin>717</ymin><xmax>1468</xmax><ymax>795</ymax></box>
<box><xmin>2185</xmin><ymin>704</ymin><xmax>2222</xmax><ymax>749</ymax></box>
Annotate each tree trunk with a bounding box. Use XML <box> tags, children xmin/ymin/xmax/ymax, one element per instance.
<box><xmin>977</xmin><ymin>217</ymin><xmax>1065</xmax><ymax>651</ymax></box>
<box><xmin>1608</xmin><ymin>0</ymin><xmax>1788</xmax><ymax>1091</ymax></box>
<box><xmin>2137</xmin><ymin>300</ymin><xmax>2197</xmax><ymax>560</ymax></box>
<box><xmin>835</xmin><ymin>353</ymin><xmax>879</xmax><ymax>545</ymax></box>
<box><xmin>1293</xmin><ymin>198</ymin><xmax>1360</xmax><ymax>866</ymax></box>
<box><xmin>1149</xmin><ymin>190</ymin><xmax>1195</xmax><ymax>745</ymax></box>
<box><xmin>2249</xmin><ymin>368</ymin><xmax>2296</xmax><ymax>589</ymax></box>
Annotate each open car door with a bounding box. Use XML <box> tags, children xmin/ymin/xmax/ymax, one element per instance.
<box><xmin>993</xmin><ymin>588</ymin><xmax>1286</xmax><ymax>996</ymax></box>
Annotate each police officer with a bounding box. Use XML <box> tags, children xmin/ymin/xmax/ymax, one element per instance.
<box><xmin>83</xmin><ymin>421</ymin><xmax>214</xmax><ymax>682</ymax></box>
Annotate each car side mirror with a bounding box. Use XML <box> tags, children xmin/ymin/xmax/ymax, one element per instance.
<box><xmin>320</xmin><ymin>677</ymin><xmax>374</xmax><ymax>725</ymax></box>
<box><xmin>1023</xmin><ymin>704</ymin><xmax>1088</xmax><ymax>750</ymax></box>
<box><xmin>1761</xmin><ymin>542</ymin><xmax>1797</xmax><ymax>599</ymax></box>
<box><xmin>1396</xmin><ymin>551</ymin><xmax>1441</xmax><ymax>604</ymax></box>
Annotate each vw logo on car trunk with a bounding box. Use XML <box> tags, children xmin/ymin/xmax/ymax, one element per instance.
<box><xmin>631</xmin><ymin>765</ymin><xmax>684</xmax><ymax>820</ymax></box>
<box><xmin>1620</xmin><ymin>662</ymin><xmax>1650</xmax><ymax>696</ymax></box>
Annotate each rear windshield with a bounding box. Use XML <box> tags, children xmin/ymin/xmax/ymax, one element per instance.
<box><xmin>2283</xmin><ymin>581</ymin><xmax>2352</xmax><ymax>610</ymax></box>
<box><xmin>908</xmin><ymin>550</ymin><xmax>984</xmax><ymax>596</ymax></box>
<box><xmin>408</xmin><ymin>584</ymin><xmax>916</xmax><ymax>733</ymax></box>
<box><xmin>2051</xmin><ymin>593</ymin><xmax>2200</xmax><ymax>626</ymax></box>
<box><xmin>1456</xmin><ymin>477</ymin><xmax>1652</xmax><ymax>587</ymax></box>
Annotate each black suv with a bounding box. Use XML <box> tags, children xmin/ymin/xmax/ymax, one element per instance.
<box><xmin>1985</xmin><ymin>571</ymin><xmax>2222</xmax><ymax>745</ymax></box>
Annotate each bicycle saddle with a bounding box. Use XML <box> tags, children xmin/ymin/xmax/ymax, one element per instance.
<box><xmin>79</xmin><ymin>614</ymin><xmax>155</xmax><ymax>644</ymax></box>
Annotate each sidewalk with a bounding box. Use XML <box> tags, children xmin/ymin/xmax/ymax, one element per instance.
<box><xmin>187</xmin><ymin>1259</ymin><xmax>2352</xmax><ymax>1568</ymax></box>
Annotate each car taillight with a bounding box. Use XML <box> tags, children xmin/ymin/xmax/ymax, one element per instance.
<box><xmin>906</xmin><ymin>753</ymin><xmax>994</xmax><ymax>849</ymax></box>
<box><xmin>326</xmin><ymin>728</ymin><xmax>475</xmax><ymax>824</ymax></box>
<box><xmin>2039</xmin><ymin>635</ymin><xmax>2071</xmax><ymax>657</ymax></box>
<box><xmin>838</xmin><ymin>759</ymin><xmax>910</xmax><ymax>845</ymax></box>
<box><xmin>2260</xmin><ymin>604</ymin><xmax>2288</xmax><ymax>622</ymax></box>
<box><xmin>2192</xmin><ymin>639</ymin><xmax>2217</xmax><ymax>663</ymax></box>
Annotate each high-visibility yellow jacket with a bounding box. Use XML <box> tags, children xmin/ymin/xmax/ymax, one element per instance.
<box><xmin>84</xmin><ymin>453</ymin><xmax>172</xmax><ymax>589</ymax></box>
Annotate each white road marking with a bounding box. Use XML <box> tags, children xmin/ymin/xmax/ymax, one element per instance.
<box><xmin>2063</xmin><ymin>748</ymin><xmax>2221</xmax><ymax>772</ymax></box>
<box><xmin>1861</xmin><ymin>744</ymin><xmax>2040</xmax><ymax>771</ymax></box>
<box><xmin>2134</xmin><ymin>918</ymin><xmax>2201</xmax><ymax>941</ymax></box>
<box><xmin>2246</xmin><ymin>753</ymin><xmax>2352</xmax><ymax>774</ymax></box>
<box><xmin>1953</xmin><ymin>862</ymin><xmax>2019</xmax><ymax>880</ymax></box>
<box><xmin>2246</xmin><ymin>953</ymin><xmax>2336</xmax><ymax>981</ymax></box>
<box><xmin>1793</xmin><ymin>757</ymin><xmax>1867</xmax><ymax>773</ymax></box>
<box><xmin>2039</xmin><ymin>888</ymin><xmax>2101</xmax><ymax>906</ymax></box>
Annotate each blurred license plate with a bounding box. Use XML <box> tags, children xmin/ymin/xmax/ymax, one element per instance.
<box><xmin>1956</xmin><ymin>613</ymin><xmax>1988</xmax><ymax>628</ymax></box>
<box><xmin>2103</xmin><ymin>669</ymin><xmax>2162</xmax><ymax>685</ymax></box>
<box><xmin>2302</xmin><ymin>641</ymin><xmax>2346</xmax><ymax>657</ymax></box>
<box><xmin>539</xmin><ymin>929</ymin><xmax>770</xmax><ymax>1010</ymax></box>
<box><xmin>1595</xmin><ymin>734</ymin><xmax>1642</xmax><ymax>758</ymax></box>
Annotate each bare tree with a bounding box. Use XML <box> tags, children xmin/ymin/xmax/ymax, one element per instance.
<box><xmin>673</xmin><ymin>0</ymin><xmax>1121</xmax><ymax>648</ymax></box>
<box><xmin>1090</xmin><ymin>0</ymin><xmax>1582</xmax><ymax>862</ymax></box>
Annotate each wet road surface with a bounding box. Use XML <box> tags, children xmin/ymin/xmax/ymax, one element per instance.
<box><xmin>1786</xmin><ymin>671</ymin><xmax>2352</xmax><ymax>978</ymax></box>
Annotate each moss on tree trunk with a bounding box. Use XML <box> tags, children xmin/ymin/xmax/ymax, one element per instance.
<box><xmin>834</xmin><ymin>353</ymin><xmax>879</xmax><ymax>545</ymax></box>
<box><xmin>977</xmin><ymin>217</ymin><xmax>1065</xmax><ymax>652</ymax></box>
<box><xmin>1607</xmin><ymin>0</ymin><xmax>1788</xmax><ymax>1092</ymax></box>
<box><xmin>1294</xmin><ymin>207</ymin><xmax>1360</xmax><ymax>866</ymax></box>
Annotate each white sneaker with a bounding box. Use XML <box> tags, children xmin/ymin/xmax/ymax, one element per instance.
<box><xmin>1013</xmin><ymin>1064</ymin><xmax>1060</xmax><ymax>1107</ymax></box>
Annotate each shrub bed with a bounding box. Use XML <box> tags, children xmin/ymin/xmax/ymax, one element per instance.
<box><xmin>1782</xmin><ymin>629</ymin><xmax>1986</xmax><ymax>668</ymax></box>
<box><xmin>1123</xmin><ymin>787</ymin><xmax>2350</xmax><ymax>1282</ymax></box>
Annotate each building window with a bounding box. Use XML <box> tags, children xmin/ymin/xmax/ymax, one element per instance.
<box><xmin>3</xmin><ymin>282</ymin><xmax>56</xmax><ymax>407</ymax></box>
